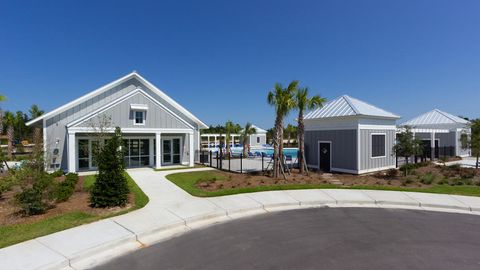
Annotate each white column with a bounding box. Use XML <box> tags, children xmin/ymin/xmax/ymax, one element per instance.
<box><xmin>149</xmin><ymin>137</ymin><xmax>154</xmax><ymax>166</ymax></box>
<box><xmin>156</xmin><ymin>132</ymin><xmax>162</xmax><ymax>169</ymax></box>
<box><xmin>68</xmin><ymin>132</ymin><xmax>76</xmax><ymax>173</ymax></box>
<box><xmin>430</xmin><ymin>132</ymin><xmax>436</xmax><ymax>159</ymax></box>
<box><xmin>214</xmin><ymin>136</ymin><xmax>217</xmax><ymax>147</ymax></box>
<box><xmin>189</xmin><ymin>132</ymin><xmax>194</xmax><ymax>167</ymax></box>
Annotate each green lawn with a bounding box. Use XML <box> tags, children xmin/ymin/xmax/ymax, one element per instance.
<box><xmin>0</xmin><ymin>172</ymin><xmax>148</xmax><ymax>249</ymax></box>
<box><xmin>166</xmin><ymin>170</ymin><xmax>480</xmax><ymax>198</ymax></box>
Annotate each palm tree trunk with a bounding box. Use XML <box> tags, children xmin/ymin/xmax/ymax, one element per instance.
<box><xmin>273</xmin><ymin>116</ymin><xmax>282</xmax><ymax>178</ymax></box>
<box><xmin>7</xmin><ymin>125</ymin><xmax>13</xmax><ymax>160</ymax></box>
<box><xmin>278</xmin><ymin>119</ymin><xmax>284</xmax><ymax>175</ymax></box>
<box><xmin>298</xmin><ymin>111</ymin><xmax>305</xmax><ymax>174</ymax></box>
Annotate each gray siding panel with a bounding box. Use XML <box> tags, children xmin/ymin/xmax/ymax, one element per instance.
<box><xmin>305</xmin><ymin>130</ymin><xmax>357</xmax><ymax>171</ymax></box>
<box><xmin>76</xmin><ymin>92</ymin><xmax>189</xmax><ymax>129</ymax></box>
<box><xmin>359</xmin><ymin>129</ymin><xmax>396</xmax><ymax>171</ymax></box>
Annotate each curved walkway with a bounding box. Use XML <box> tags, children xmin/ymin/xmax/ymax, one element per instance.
<box><xmin>2</xmin><ymin>167</ymin><xmax>480</xmax><ymax>270</ymax></box>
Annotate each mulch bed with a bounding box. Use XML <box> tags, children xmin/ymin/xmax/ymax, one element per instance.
<box><xmin>196</xmin><ymin>164</ymin><xmax>480</xmax><ymax>192</ymax></box>
<box><xmin>0</xmin><ymin>176</ymin><xmax>133</xmax><ymax>226</ymax></box>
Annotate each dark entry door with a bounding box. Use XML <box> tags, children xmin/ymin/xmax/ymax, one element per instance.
<box><xmin>319</xmin><ymin>142</ymin><xmax>331</xmax><ymax>172</ymax></box>
<box><xmin>422</xmin><ymin>140</ymin><xmax>439</xmax><ymax>159</ymax></box>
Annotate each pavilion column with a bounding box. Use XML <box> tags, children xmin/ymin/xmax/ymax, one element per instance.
<box><xmin>68</xmin><ymin>132</ymin><xmax>76</xmax><ymax>173</ymax></box>
<box><xmin>189</xmin><ymin>132</ymin><xmax>194</xmax><ymax>167</ymax></box>
<box><xmin>149</xmin><ymin>137</ymin><xmax>154</xmax><ymax>166</ymax></box>
<box><xmin>430</xmin><ymin>132</ymin><xmax>436</xmax><ymax>160</ymax></box>
<box><xmin>156</xmin><ymin>132</ymin><xmax>162</xmax><ymax>169</ymax></box>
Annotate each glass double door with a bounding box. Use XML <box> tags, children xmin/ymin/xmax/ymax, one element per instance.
<box><xmin>123</xmin><ymin>139</ymin><xmax>150</xmax><ymax>167</ymax></box>
<box><xmin>162</xmin><ymin>138</ymin><xmax>181</xmax><ymax>164</ymax></box>
<box><xmin>78</xmin><ymin>139</ymin><xmax>99</xmax><ymax>170</ymax></box>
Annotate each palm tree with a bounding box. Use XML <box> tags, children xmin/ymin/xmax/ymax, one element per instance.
<box><xmin>284</xmin><ymin>124</ymin><xmax>296</xmax><ymax>147</ymax></box>
<box><xmin>29</xmin><ymin>104</ymin><xmax>44</xmax><ymax>119</ymax></box>
<box><xmin>267</xmin><ymin>81</ymin><xmax>297</xmax><ymax>178</ymax></box>
<box><xmin>240</xmin><ymin>123</ymin><xmax>257</xmax><ymax>157</ymax></box>
<box><xmin>0</xmin><ymin>95</ymin><xmax>5</xmax><ymax>134</ymax></box>
<box><xmin>224</xmin><ymin>121</ymin><xmax>237</xmax><ymax>157</ymax></box>
<box><xmin>295</xmin><ymin>87</ymin><xmax>326</xmax><ymax>174</ymax></box>
<box><xmin>3</xmin><ymin>111</ymin><xmax>15</xmax><ymax>159</ymax></box>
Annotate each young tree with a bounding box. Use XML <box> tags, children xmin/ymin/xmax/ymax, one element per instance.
<box><xmin>461</xmin><ymin>119</ymin><xmax>480</xmax><ymax>169</ymax></box>
<box><xmin>90</xmin><ymin>127</ymin><xmax>129</xmax><ymax>207</ymax></box>
<box><xmin>267</xmin><ymin>81</ymin><xmax>297</xmax><ymax>178</ymax></box>
<box><xmin>392</xmin><ymin>127</ymin><xmax>424</xmax><ymax>176</ymax></box>
<box><xmin>294</xmin><ymin>87</ymin><xmax>326</xmax><ymax>174</ymax></box>
<box><xmin>240</xmin><ymin>122</ymin><xmax>257</xmax><ymax>157</ymax></box>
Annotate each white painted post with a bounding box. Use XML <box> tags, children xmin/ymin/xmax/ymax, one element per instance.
<box><xmin>149</xmin><ymin>137</ymin><xmax>154</xmax><ymax>166</ymax></box>
<box><xmin>430</xmin><ymin>132</ymin><xmax>435</xmax><ymax>160</ymax></box>
<box><xmin>156</xmin><ymin>132</ymin><xmax>162</xmax><ymax>169</ymax></box>
<box><xmin>189</xmin><ymin>132</ymin><xmax>194</xmax><ymax>167</ymax></box>
<box><xmin>68</xmin><ymin>132</ymin><xmax>76</xmax><ymax>173</ymax></box>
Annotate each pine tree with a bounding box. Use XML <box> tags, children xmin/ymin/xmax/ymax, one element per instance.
<box><xmin>90</xmin><ymin>127</ymin><xmax>129</xmax><ymax>207</ymax></box>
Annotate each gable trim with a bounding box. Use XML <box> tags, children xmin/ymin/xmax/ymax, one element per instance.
<box><xmin>66</xmin><ymin>88</ymin><xmax>194</xmax><ymax>129</ymax></box>
<box><xmin>27</xmin><ymin>72</ymin><xmax>208</xmax><ymax>128</ymax></box>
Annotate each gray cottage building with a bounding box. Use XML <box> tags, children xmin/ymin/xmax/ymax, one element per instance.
<box><xmin>26</xmin><ymin>72</ymin><xmax>208</xmax><ymax>172</ymax></box>
<box><xmin>304</xmin><ymin>95</ymin><xmax>400</xmax><ymax>174</ymax></box>
<box><xmin>400</xmin><ymin>109</ymin><xmax>471</xmax><ymax>159</ymax></box>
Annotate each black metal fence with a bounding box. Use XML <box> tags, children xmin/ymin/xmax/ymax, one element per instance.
<box><xmin>196</xmin><ymin>150</ymin><xmax>298</xmax><ymax>174</ymax></box>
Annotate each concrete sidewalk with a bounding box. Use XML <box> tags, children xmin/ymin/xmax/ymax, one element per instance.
<box><xmin>2</xmin><ymin>167</ymin><xmax>480</xmax><ymax>270</ymax></box>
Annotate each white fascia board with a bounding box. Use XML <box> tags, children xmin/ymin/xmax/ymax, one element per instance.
<box><xmin>358</xmin><ymin>124</ymin><xmax>397</xmax><ymax>130</ymax></box>
<box><xmin>66</xmin><ymin>88</ymin><xmax>195</xmax><ymax>129</ymax></box>
<box><xmin>409</xmin><ymin>128</ymin><xmax>450</xmax><ymax>133</ymax></box>
<box><xmin>68</xmin><ymin>127</ymin><xmax>193</xmax><ymax>134</ymax></box>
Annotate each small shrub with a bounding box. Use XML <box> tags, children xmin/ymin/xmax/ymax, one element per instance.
<box><xmin>55</xmin><ymin>174</ymin><xmax>78</xmax><ymax>202</ymax></box>
<box><xmin>448</xmin><ymin>164</ymin><xmax>461</xmax><ymax>170</ymax></box>
<box><xmin>437</xmin><ymin>179</ymin><xmax>449</xmax><ymax>185</ymax></box>
<box><xmin>459</xmin><ymin>168</ymin><xmax>476</xmax><ymax>179</ymax></box>
<box><xmin>419</xmin><ymin>172</ymin><xmax>436</xmax><ymax>185</ymax></box>
<box><xmin>50</xmin><ymin>170</ymin><xmax>64</xmax><ymax>178</ymax></box>
<box><xmin>385</xmin><ymin>169</ymin><xmax>398</xmax><ymax>178</ymax></box>
<box><xmin>15</xmin><ymin>173</ymin><xmax>55</xmax><ymax>215</ymax></box>
<box><xmin>404</xmin><ymin>178</ymin><xmax>415</xmax><ymax>184</ymax></box>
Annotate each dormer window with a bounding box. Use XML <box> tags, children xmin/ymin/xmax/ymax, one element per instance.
<box><xmin>134</xmin><ymin>111</ymin><xmax>145</xmax><ymax>125</ymax></box>
<box><xmin>131</xmin><ymin>104</ymin><xmax>148</xmax><ymax>126</ymax></box>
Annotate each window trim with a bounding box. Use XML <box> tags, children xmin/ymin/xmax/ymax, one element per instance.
<box><xmin>133</xmin><ymin>110</ymin><xmax>146</xmax><ymax>126</ymax></box>
<box><xmin>370</xmin><ymin>133</ymin><xmax>386</xmax><ymax>159</ymax></box>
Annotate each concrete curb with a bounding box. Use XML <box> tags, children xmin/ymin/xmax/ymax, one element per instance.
<box><xmin>2</xmin><ymin>167</ymin><xmax>480</xmax><ymax>270</ymax></box>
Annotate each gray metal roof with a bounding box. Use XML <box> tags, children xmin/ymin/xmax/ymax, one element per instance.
<box><xmin>304</xmin><ymin>95</ymin><xmax>400</xmax><ymax>120</ymax></box>
<box><xmin>401</xmin><ymin>109</ymin><xmax>469</xmax><ymax>127</ymax></box>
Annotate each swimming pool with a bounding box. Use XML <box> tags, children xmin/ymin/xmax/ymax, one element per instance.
<box><xmin>255</xmin><ymin>148</ymin><xmax>298</xmax><ymax>159</ymax></box>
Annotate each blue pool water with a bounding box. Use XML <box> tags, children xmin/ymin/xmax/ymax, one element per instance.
<box><xmin>259</xmin><ymin>148</ymin><xmax>298</xmax><ymax>159</ymax></box>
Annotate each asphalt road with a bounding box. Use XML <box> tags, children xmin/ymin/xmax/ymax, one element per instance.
<box><xmin>95</xmin><ymin>208</ymin><xmax>480</xmax><ymax>270</ymax></box>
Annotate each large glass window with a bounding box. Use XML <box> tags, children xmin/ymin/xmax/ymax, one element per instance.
<box><xmin>123</xmin><ymin>138</ymin><xmax>150</xmax><ymax>167</ymax></box>
<box><xmin>372</xmin><ymin>134</ymin><xmax>386</xmax><ymax>158</ymax></box>
<box><xmin>78</xmin><ymin>139</ymin><xmax>89</xmax><ymax>169</ymax></box>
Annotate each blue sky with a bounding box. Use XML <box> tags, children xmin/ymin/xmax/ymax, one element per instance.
<box><xmin>1</xmin><ymin>0</ymin><xmax>479</xmax><ymax>128</ymax></box>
